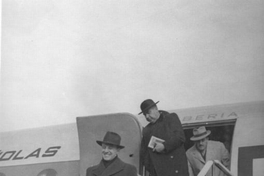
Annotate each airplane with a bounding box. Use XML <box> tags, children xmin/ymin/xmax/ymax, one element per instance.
<box><xmin>0</xmin><ymin>101</ymin><xmax>263</xmax><ymax>176</ymax></box>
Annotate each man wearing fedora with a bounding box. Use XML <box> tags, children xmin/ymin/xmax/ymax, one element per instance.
<box><xmin>186</xmin><ymin>126</ymin><xmax>230</xmax><ymax>176</ymax></box>
<box><xmin>86</xmin><ymin>131</ymin><xmax>137</xmax><ymax>176</ymax></box>
<box><xmin>139</xmin><ymin>99</ymin><xmax>189</xmax><ymax>176</ymax></box>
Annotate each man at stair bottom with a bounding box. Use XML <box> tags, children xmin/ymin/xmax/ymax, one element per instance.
<box><xmin>86</xmin><ymin>131</ymin><xmax>137</xmax><ymax>176</ymax></box>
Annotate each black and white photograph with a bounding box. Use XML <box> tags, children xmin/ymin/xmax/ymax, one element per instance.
<box><xmin>1</xmin><ymin>1</ymin><xmax>264</xmax><ymax>176</ymax></box>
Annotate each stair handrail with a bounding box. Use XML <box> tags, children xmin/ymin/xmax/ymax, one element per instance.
<box><xmin>197</xmin><ymin>160</ymin><xmax>233</xmax><ymax>176</ymax></box>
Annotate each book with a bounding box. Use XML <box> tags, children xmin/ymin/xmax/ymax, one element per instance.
<box><xmin>148</xmin><ymin>136</ymin><xmax>165</xmax><ymax>149</ymax></box>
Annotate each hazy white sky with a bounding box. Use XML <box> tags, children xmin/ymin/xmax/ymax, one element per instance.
<box><xmin>1</xmin><ymin>0</ymin><xmax>264</xmax><ymax>132</ymax></box>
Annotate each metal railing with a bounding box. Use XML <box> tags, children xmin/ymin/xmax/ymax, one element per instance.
<box><xmin>198</xmin><ymin>160</ymin><xmax>233</xmax><ymax>176</ymax></box>
<box><xmin>141</xmin><ymin>160</ymin><xmax>232</xmax><ymax>176</ymax></box>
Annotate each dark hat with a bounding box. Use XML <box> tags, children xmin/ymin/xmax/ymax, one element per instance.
<box><xmin>138</xmin><ymin>99</ymin><xmax>159</xmax><ymax>115</ymax></box>
<box><xmin>96</xmin><ymin>131</ymin><xmax>125</xmax><ymax>149</ymax></box>
<box><xmin>190</xmin><ymin>126</ymin><xmax>211</xmax><ymax>141</ymax></box>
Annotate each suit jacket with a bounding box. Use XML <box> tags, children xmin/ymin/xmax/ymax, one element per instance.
<box><xmin>86</xmin><ymin>157</ymin><xmax>137</xmax><ymax>176</ymax></box>
<box><xmin>140</xmin><ymin>111</ymin><xmax>189</xmax><ymax>176</ymax></box>
<box><xmin>186</xmin><ymin>140</ymin><xmax>230</xmax><ymax>176</ymax></box>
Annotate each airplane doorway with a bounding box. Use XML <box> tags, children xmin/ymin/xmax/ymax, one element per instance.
<box><xmin>183</xmin><ymin>121</ymin><xmax>236</xmax><ymax>153</ymax></box>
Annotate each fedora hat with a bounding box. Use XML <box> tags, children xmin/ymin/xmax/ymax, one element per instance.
<box><xmin>96</xmin><ymin>131</ymin><xmax>124</xmax><ymax>149</ymax></box>
<box><xmin>190</xmin><ymin>126</ymin><xmax>211</xmax><ymax>141</ymax></box>
<box><xmin>138</xmin><ymin>99</ymin><xmax>159</xmax><ymax>115</ymax></box>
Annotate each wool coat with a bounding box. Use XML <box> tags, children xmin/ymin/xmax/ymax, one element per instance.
<box><xmin>86</xmin><ymin>157</ymin><xmax>137</xmax><ymax>176</ymax></box>
<box><xmin>140</xmin><ymin>111</ymin><xmax>189</xmax><ymax>176</ymax></box>
<box><xmin>186</xmin><ymin>140</ymin><xmax>230</xmax><ymax>176</ymax></box>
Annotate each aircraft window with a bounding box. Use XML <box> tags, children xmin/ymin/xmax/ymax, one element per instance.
<box><xmin>37</xmin><ymin>169</ymin><xmax>57</xmax><ymax>176</ymax></box>
<box><xmin>0</xmin><ymin>172</ymin><xmax>6</xmax><ymax>176</ymax></box>
<box><xmin>184</xmin><ymin>124</ymin><xmax>234</xmax><ymax>153</ymax></box>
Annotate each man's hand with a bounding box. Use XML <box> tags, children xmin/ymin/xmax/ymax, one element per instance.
<box><xmin>153</xmin><ymin>142</ymin><xmax>165</xmax><ymax>152</ymax></box>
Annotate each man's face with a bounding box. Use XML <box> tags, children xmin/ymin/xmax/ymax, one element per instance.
<box><xmin>145</xmin><ymin>106</ymin><xmax>159</xmax><ymax>123</ymax></box>
<box><xmin>101</xmin><ymin>143</ymin><xmax>120</xmax><ymax>161</ymax></box>
<box><xmin>195</xmin><ymin>137</ymin><xmax>209</xmax><ymax>153</ymax></box>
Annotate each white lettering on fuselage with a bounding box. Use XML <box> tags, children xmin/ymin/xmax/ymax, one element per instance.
<box><xmin>181</xmin><ymin>112</ymin><xmax>238</xmax><ymax>122</ymax></box>
<box><xmin>0</xmin><ymin>146</ymin><xmax>61</xmax><ymax>162</ymax></box>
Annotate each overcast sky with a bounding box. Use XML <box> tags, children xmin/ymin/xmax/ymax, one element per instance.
<box><xmin>1</xmin><ymin>0</ymin><xmax>264</xmax><ymax>132</ymax></box>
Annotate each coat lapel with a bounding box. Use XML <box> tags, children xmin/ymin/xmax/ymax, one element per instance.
<box><xmin>190</xmin><ymin>146</ymin><xmax>206</xmax><ymax>164</ymax></box>
<box><xmin>92</xmin><ymin>157</ymin><xmax>125</xmax><ymax>176</ymax></box>
<box><xmin>102</xmin><ymin>157</ymin><xmax>125</xmax><ymax>176</ymax></box>
<box><xmin>194</xmin><ymin>151</ymin><xmax>206</xmax><ymax>164</ymax></box>
<box><xmin>205</xmin><ymin>141</ymin><xmax>214</xmax><ymax>161</ymax></box>
<box><xmin>91</xmin><ymin>161</ymin><xmax>106</xmax><ymax>176</ymax></box>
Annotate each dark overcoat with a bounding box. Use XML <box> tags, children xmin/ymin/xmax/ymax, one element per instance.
<box><xmin>140</xmin><ymin>111</ymin><xmax>189</xmax><ymax>176</ymax></box>
<box><xmin>86</xmin><ymin>157</ymin><xmax>137</xmax><ymax>176</ymax></box>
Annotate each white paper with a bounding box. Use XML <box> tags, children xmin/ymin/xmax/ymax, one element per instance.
<box><xmin>148</xmin><ymin>136</ymin><xmax>165</xmax><ymax>149</ymax></box>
